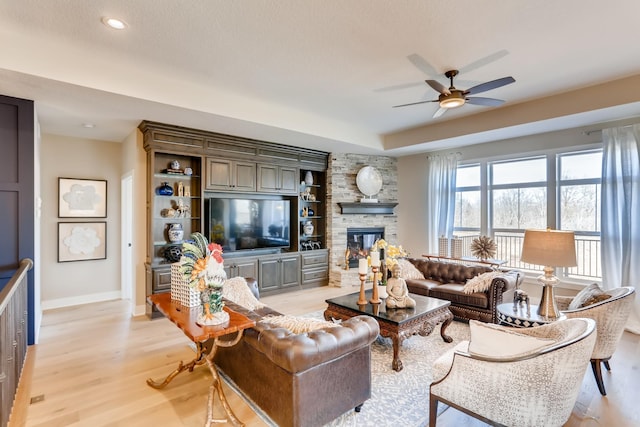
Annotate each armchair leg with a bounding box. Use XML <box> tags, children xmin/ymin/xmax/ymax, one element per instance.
<box><xmin>603</xmin><ymin>359</ymin><xmax>611</xmax><ymax>371</ymax></box>
<box><xmin>591</xmin><ymin>359</ymin><xmax>607</xmax><ymax>396</ymax></box>
<box><xmin>429</xmin><ymin>393</ymin><xmax>438</xmax><ymax>427</ymax></box>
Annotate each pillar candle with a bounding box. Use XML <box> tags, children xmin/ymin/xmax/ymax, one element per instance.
<box><xmin>370</xmin><ymin>251</ymin><xmax>380</xmax><ymax>266</ymax></box>
<box><xmin>358</xmin><ymin>258</ymin><xmax>368</xmax><ymax>274</ymax></box>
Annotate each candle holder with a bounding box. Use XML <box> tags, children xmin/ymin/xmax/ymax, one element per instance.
<box><xmin>358</xmin><ymin>273</ymin><xmax>368</xmax><ymax>305</ymax></box>
<box><xmin>369</xmin><ymin>266</ymin><xmax>381</xmax><ymax>304</ymax></box>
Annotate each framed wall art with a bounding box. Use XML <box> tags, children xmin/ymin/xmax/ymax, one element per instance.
<box><xmin>58</xmin><ymin>222</ymin><xmax>107</xmax><ymax>262</ymax></box>
<box><xmin>58</xmin><ymin>177</ymin><xmax>107</xmax><ymax>218</ymax></box>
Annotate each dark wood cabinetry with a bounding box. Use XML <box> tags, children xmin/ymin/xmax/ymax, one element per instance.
<box><xmin>258</xmin><ymin>253</ymin><xmax>301</xmax><ymax>292</ymax></box>
<box><xmin>257</xmin><ymin>164</ymin><xmax>298</xmax><ymax>194</ymax></box>
<box><xmin>205</xmin><ymin>157</ymin><xmax>256</xmax><ymax>191</ymax></box>
<box><xmin>140</xmin><ymin>121</ymin><xmax>329</xmax><ymax>315</ymax></box>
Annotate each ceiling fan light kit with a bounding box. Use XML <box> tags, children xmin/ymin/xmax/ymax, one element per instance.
<box><xmin>393</xmin><ymin>68</ymin><xmax>515</xmax><ymax>118</ymax></box>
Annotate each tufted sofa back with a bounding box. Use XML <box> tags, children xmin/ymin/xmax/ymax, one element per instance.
<box><xmin>409</xmin><ymin>258</ymin><xmax>493</xmax><ymax>284</ymax></box>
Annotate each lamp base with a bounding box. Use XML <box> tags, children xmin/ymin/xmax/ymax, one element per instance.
<box><xmin>536</xmin><ymin>268</ymin><xmax>560</xmax><ymax>319</ymax></box>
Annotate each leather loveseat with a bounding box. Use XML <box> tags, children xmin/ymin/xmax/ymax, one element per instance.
<box><xmin>403</xmin><ymin>258</ymin><xmax>521</xmax><ymax>323</ymax></box>
<box><xmin>215</xmin><ymin>278</ymin><xmax>380</xmax><ymax>427</ymax></box>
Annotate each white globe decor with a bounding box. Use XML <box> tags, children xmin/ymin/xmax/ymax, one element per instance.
<box><xmin>356</xmin><ymin>166</ymin><xmax>383</xmax><ymax>203</ymax></box>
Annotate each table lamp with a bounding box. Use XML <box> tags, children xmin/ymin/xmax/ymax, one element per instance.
<box><xmin>520</xmin><ymin>229</ymin><xmax>577</xmax><ymax>319</ymax></box>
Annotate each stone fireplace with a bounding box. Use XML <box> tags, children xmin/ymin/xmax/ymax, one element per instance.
<box><xmin>327</xmin><ymin>154</ymin><xmax>398</xmax><ymax>287</ymax></box>
<box><xmin>346</xmin><ymin>227</ymin><xmax>384</xmax><ymax>268</ymax></box>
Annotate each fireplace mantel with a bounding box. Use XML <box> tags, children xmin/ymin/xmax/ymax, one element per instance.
<box><xmin>338</xmin><ymin>202</ymin><xmax>398</xmax><ymax>215</ymax></box>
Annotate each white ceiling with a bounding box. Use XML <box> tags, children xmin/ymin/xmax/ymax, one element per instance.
<box><xmin>2</xmin><ymin>0</ymin><xmax>640</xmax><ymax>155</ymax></box>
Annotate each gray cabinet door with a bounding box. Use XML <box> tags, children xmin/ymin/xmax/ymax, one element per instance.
<box><xmin>279</xmin><ymin>166</ymin><xmax>299</xmax><ymax>193</ymax></box>
<box><xmin>258</xmin><ymin>258</ymin><xmax>281</xmax><ymax>291</ymax></box>
<box><xmin>280</xmin><ymin>255</ymin><xmax>301</xmax><ymax>288</ymax></box>
<box><xmin>257</xmin><ymin>164</ymin><xmax>279</xmax><ymax>192</ymax></box>
<box><xmin>205</xmin><ymin>158</ymin><xmax>233</xmax><ymax>190</ymax></box>
<box><xmin>225</xmin><ymin>257</ymin><xmax>258</xmax><ymax>279</ymax></box>
<box><xmin>234</xmin><ymin>161</ymin><xmax>257</xmax><ymax>191</ymax></box>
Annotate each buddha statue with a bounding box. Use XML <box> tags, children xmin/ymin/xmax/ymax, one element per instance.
<box><xmin>385</xmin><ymin>264</ymin><xmax>416</xmax><ymax>309</ymax></box>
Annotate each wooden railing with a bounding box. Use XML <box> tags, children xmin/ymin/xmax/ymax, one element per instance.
<box><xmin>0</xmin><ymin>259</ymin><xmax>32</xmax><ymax>427</ymax></box>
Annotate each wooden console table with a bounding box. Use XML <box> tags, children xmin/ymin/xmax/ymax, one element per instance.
<box><xmin>422</xmin><ymin>254</ymin><xmax>506</xmax><ymax>269</ymax></box>
<box><xmin>147</xmin><ymin>293</ymin><xmax>255</xmax><ymax>427</ymax></box>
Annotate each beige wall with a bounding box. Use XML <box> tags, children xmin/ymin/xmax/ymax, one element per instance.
<box><xmin>40</xmin><ymin>134</ymin><xmax>122</xmax><ymax>308</ymax></box>
<box><xmin>121</xmin><ymin>128</ymin><xmax>148</xmax><ymax>316</ymax></box>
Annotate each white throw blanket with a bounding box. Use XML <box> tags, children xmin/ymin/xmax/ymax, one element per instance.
<box><xmin>463</xmin><ymin>271</ymin><xmax>504</xmax><ymax>294</ymax></box>
<box><xmin>222</xmin><ymin>276</ymin><xmax>266</xmax><ymax>310</ymax></box>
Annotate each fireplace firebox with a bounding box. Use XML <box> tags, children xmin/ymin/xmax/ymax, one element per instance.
<box><xmin>346</xmin><ymin>227</ymin><xmax>384</xmax><ymax>268</ymax></box>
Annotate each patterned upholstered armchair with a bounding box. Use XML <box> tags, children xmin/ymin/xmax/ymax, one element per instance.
<box><xmin>556</xmin><ymin>286</ymin><xmax>636</xmax><ymax>395</ymax></box>
<box><xmin>429</xmin><ymin>318</ymin><xmax>596</xmax><ymax>427</ymax></box>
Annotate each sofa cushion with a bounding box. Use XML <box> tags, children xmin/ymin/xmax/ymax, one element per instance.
<box><xmin>262</xmin><ymin>314</ymin><xmax>340</xmax><ymax>334</ymax></box>
<box><xmin>397</xmin><ymin>258</ymin><xmax>425</xmax><ymax>280</ymax></box>
<box><xmin>468</xmin><ymin>320</ymin><xmax>555</xmax><ymax>358</ymax></box>
<box><xmin>405</xmin><ymin>278</ymin><xmax>441</xmax><ymax>296</ymax></box>
<box><xmin>428</xmin><ymin>284</ymin><xmax>489</xmax><ymax>309</ymax></box>
<box><xmin>568</xmin><ymin>283</ymin><xmax>606</xmax><ymax>310</ymax></box>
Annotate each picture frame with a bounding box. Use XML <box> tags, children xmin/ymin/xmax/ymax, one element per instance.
<box><xmin>58</xmin><ymin>177</ymin><xmax>107</xmax><ymax>218</ymax></box>
<box><xmin>58</xmin><ymin>222</ymin><xmax>107</xmax><ymax>262</ymax></box>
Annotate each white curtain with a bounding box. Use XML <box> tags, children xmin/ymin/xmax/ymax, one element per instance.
<box><xmin>601</xmin><ymin>124</ymin><xmax>640</xmax><ymax>334</ymax></box>
<box><xmin>426</xmin><ymin>153</ymin><xmax>459</xmax><ymax>254</ymax></box>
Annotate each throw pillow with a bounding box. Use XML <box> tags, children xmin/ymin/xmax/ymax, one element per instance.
<box><xmin>568</xmin><ymin>283</ymin><xmax>606</xmax><ymax>310</ymax></box>
<box><xmin>397</xmin><ymin>259</ymin><xmax>425</xmax><ymax>280</ymax></box>
<box><xmin>262</xmin><ymin>314</ymin><xmax>339</xmax><ymax>334</ymax></box>
<box><xmin>581</xmin><ymin>293</ymin><xmax>611</xmax><ymax>307</ymax></box>
<box><xmin>222</xmin><ymin>277</ymin><xmax>265</xmax><ymax>311</ymax></box>
<box><xmin>463</xmin><ymin>271</ymin><xmax>504</xmax><ymax>294</ymax></box>
<box><xmin>468</xmin><ymin>320</ymin><xmax>555</xmax><ymax>358</ymax></box>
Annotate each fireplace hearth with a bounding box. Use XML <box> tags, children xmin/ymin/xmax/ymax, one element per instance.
<box><xmin>346</xmin><ymin>227</ymin><xmax>384</xmax><ymax>268</ymax></box>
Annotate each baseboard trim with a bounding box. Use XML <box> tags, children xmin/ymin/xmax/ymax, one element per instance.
<box><xmin>41</xmin><ymin>291</ymin><xmax>121</xmax><ymax>311</ymax></box>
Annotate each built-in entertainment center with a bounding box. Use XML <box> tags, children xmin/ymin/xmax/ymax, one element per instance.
<box><xmin>140</xmin><ymin>121</ymin><xmax>329</xmax><ymax>318</ymax></box>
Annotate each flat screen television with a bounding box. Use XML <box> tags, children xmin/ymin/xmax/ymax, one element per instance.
<box><xmin>205</xmin><ymin>197</ymin><xmax>291</xmax><ymax>252</ymax></box>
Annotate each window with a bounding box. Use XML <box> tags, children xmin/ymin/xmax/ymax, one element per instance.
<box><xmin>454</xmin><ymin>148</ymin><xmax>603</xmax><ymax>281</ymax></box>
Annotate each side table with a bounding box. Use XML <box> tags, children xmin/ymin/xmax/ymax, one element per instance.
<box><xmin>497</xmin><ymin>302</ymin><xmax>566</xmax><ymax>328</ymax></box>
<box><xmin>147</xmin><ymin>293</ymin><xmax>255</xmax><ymax>427</ymax></box>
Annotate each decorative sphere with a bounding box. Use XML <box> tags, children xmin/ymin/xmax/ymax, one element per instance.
<box><xmin>356</xmin><ymin>166</ymin><xmax>383</xmax><ymax>197</ymax></box>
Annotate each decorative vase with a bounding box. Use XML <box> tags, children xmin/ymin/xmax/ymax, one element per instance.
<box><xmin>303</xmin><ymin>221</ymin><xmax>314</xmax><ymax>236</ymax></box>
<box><xmin>157</xmin><ymin>182</ymin><xmax>174</xmax><ymax>196</ymax></box>
<box><xmin>170</xmin><ymin>160</ymin><xmax>180</xmax><ymax>170</ymax></box>
<box><xmin>307</xmin><ymin>208</ymin><xmax>315</xmax><ymax>216</ymax></box>
<box><xmin>304</xmin><ymin>170</ymin><xmax>314</xmax><ymax>186</ymax></box>
<box><xmin>378</xmin><ymin>285</ymin><xmax>388</xmax><ymax>299</ymax></box>
<box><xmin>197</xmin><ymin>285</ymin><xmax>229</xmax><ymax>326</ymax></box>
<box><xmin>167</xmin><ymin>223</ymin><xmax>184</xmax><ymax>243</ymax></box>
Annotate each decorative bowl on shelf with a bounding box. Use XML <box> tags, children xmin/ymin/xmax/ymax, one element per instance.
<box><xmin>156</xmin><ymin>182</ymin><xmax>174</xmax><ymax>196</ymax></box>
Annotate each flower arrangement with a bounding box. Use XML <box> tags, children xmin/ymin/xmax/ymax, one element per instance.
<box><xmin>370</xmin><ymin>238</ymin><xmax>407</xmax><ymax>270</ymax></box>
<box><xmin>179</xmin><ymin>232</ymin><xmax>229</xmax><ymax>325</ymax></box>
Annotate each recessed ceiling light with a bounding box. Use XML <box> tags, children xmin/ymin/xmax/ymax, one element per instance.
<box><xmin>101</xmin><ymin>16</ymin><xmax>127</xmax><ymax>30</ymax></box>
<box><xmin>82</xmin><ymin>123</ymin><xmax>95</xmax><ymax>128</ymax></box>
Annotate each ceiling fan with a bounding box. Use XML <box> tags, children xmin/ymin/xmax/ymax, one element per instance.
<box><xmin>393</xmin><ymin>69</ymin><xmax>515</xmax><ymax>118</ymax></box>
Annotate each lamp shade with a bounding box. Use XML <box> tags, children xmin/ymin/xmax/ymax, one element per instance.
<box><xmin>520</xmin><ymin>229</ymin><xmax>577</xmax><ymax>267</ymax></box>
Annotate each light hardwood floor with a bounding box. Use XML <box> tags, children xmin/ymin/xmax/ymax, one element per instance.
<box><xmin>22</xmin><ymin>284</ymin><xmax>640</xmax><ymax>427</ymax></box>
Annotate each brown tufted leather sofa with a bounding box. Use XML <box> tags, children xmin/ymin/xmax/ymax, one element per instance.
<box><xmin>404</xmin><ymin>258</ymin><xmax>521</xmax><ymax>323</ymax></box>
<box><xmin>215</xmin><ymin>279</ymin><xmax>380</xmax><ymax>427</ymax></box>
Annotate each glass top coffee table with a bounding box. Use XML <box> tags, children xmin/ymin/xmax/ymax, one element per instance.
<box><xmin>325</xmin><ymin>290</ymin><xmax>453</xmax><ymax>372</ymax></box>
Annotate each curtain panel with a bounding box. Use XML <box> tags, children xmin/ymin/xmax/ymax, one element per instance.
<box><xmin>425</xmin><ymin>153</ymin><xmax>459</xmax><ymax>254</ymax></box>
<box><xmin>601</xmin><ymin>124</ymin><xmax>640</xmax><ymax>334</ymax></box>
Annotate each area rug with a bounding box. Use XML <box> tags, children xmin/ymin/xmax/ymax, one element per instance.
<box><xmin>221</xmin><ymin>311</ymin><xmax>470</xmax><ymax>427</ymax></box>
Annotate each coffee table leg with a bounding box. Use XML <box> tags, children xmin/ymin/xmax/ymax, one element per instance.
<box><xmin>391</xmin><ymin>334</ymin><xmax>404</xmax><ymax>372</ymax></box>
<box><xmin>440</xmin><ymin>310</ymin><xmax>453</xmax><ymax>343</ymax></box>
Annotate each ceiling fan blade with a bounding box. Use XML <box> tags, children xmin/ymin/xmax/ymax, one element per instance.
<box><xmin>465</xmin><ymin>76</ymin><xmax>515</xmax><ymax>95</ymax></box>
<box><xmin>392</xmin><ymin>99</ymin><xmax>438</xmax><ymax>108</ymax></box>
<box><xmin>407</xmin><ymin>53</ymin><xmax>439</xmax><ymax>77</ymax></box>
<box><xmin>458</xmin><ymin>50</ymin><xmax>509</xmax><ymax>74</ymax></box>
<box><xmin>374</xmin><ymin>81</ymin><xmax>426</xmax><ymax>93</ymax></box>
<box><xmin>433</xmin><ymin>107</ymin><xmax>447</xmax><ymax>118</ymax></box>
<box><xmin>466</xmin><ymin>97</ymin><xmax>505</xmax><ymax>107</ymax></box>
<box><xmin>426</xmin><ymin>80</ymin><xmax>451</xmax><ymax>95</ymax></box>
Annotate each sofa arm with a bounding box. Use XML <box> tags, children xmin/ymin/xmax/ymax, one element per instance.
<box><xmin>248</xmin><ymin>315</ymin><xmax>379</xmax><ymax>374</ymax></box>
<box><xmin>487</xmin><ymin>270</ymin><xmax>521</xmax><ymax>304</ymax></box>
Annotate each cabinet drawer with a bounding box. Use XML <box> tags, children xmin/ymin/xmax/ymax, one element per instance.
<box><xmin>301</xmin><ymin>251</ymin><xmax>329</xmax><ymax>268</ymax></box>
<box><xmin>153</xmin><ymin>267</ymin><xmax>172</xmax><ymax>292</ymax></box>
<box><xmin>302</xmin><ymin>267</ymin><xmax>328</xmax><ymax>283</ymax></box>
